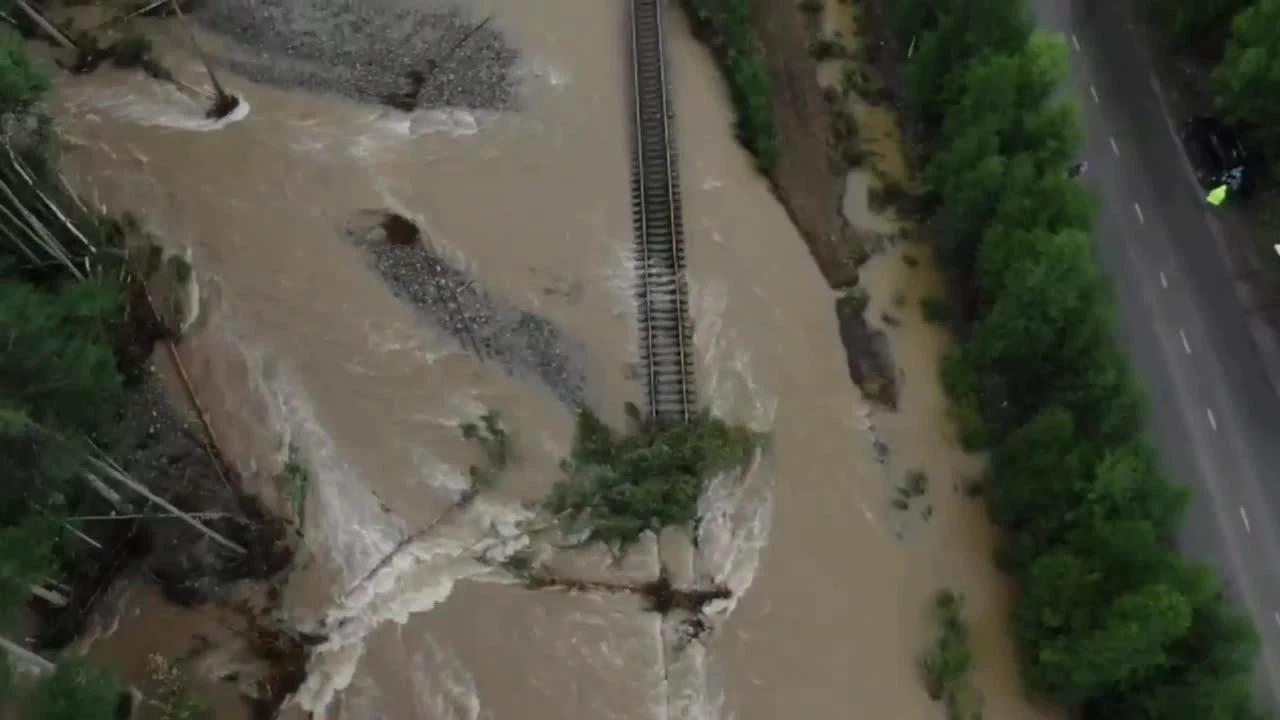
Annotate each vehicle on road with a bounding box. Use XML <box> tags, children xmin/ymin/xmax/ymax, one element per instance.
<box><xmin>1179</xmin><ymin>115</ymin><xmax>1253</xmax><ymax>197</ymax></box>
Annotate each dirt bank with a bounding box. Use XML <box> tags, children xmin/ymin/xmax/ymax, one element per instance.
<box><xmin>751</xmin><ymin>0</ymin><xmax>869</xmax><ymax>288</ymax></box>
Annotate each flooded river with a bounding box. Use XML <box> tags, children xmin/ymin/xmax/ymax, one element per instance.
<box><xmin>50</xmin><ymin>0</ymin><xmax>1050</xmax><ymax>717</ymax></box>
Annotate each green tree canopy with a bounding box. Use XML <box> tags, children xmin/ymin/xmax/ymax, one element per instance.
<box><xmin>959</xmin><ymin>228</ymin><xmax>1106</xmax><ymax>427</ymax></box>
<box><xmin>0</xmin><ymin>30</ymin><xmax>49</xmax><ymax>115</ymax></box>
<box><xmin>1215</xmin><ymin>0</ymin><xmax>1280</xmax><ymax>155</ymax></box>
<box><xmin>904</xmin><ymin>0</ymin><xmax>1033</xmax><ymax>131</ymax></box>
<box><xmin>25</xmin><ymin>659</ymin><xmax>123</xmax><ymax>720</ymax></box>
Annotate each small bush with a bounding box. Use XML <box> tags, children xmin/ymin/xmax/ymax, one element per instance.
<box><xmin>461</xmin><ymin>409</ymin><xmax>511</xmax><ymax>490</ymax></box>
<box><xmin>280</xmin><ymin>444</ymin><xmax>310</xmax><ymax>524</ymax></box>
<box><xmin>919</xmin><ymin>589</ymin><xmax>977</xmax><ymax>717</ymax></box>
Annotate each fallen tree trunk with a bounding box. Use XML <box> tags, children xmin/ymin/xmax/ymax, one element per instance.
<box><xmin>86</xmin><ymin>456</ymin><xmax>247</xmax><ymax>555</ymax></box>
<box><xmin>11</xmin><ymin>0</ymin><xmax>78</xmax><ymax>51</ymax></box>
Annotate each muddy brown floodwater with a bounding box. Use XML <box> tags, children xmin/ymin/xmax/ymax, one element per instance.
<box><xmin>47</xmin><ymin>0</ymin><xmax>1056</xmax><ymax>717</ymax></box>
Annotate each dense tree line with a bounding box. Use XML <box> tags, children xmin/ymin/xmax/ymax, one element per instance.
<box><xmin>0</xmin><ymin>28</ymin><xmax>209</xmax><ymax>718</ymax></box>
<box><xmin>889</xmin><ymin>1</ymin><xmax>1267</xmax><ymax>718</ymax></box>
<box><xmin>1152</xmin><ymin>0</ymin><xmax>1280</xmax><ymax>163</ymax></box>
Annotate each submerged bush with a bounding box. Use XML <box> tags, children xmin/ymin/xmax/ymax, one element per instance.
<box><xmin>461</xmin><ymin>409</ymin><xmax>512</xmax><ymax>492</ymax></box>
<box><xmin>919</xmin><ymin>589</ymin><xmax>978</xmax><ymax>719</ymax></box>
<box><xmin>546</xmin><ymin>406</ymin><xmax>764</xmax><ymax>548</ymax></box>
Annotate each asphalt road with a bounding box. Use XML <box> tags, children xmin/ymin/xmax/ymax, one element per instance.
<box><xmin>1031</xmin><ymin>0</ymin><xmax>1280</xmax><ymax>709</ymax></box>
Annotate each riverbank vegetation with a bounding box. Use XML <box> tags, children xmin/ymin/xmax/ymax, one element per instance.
<box><xmin>679</xmin><ymin>0</ymin><xmax>779</xmax><ymax>170</ymax></box>
<box><xmin>0</xmin><ymin>30</ymin><xmax>163</xmax><ymax>715</ymax></box>
<box><xmin>883</xmin><ymin>0</ymin><xmax>1268</xmax><ymax>717</ymax></box>
<box><xmin>0</xmin><ymin>26</ymin><xmax>285</xmax><ymax>718</ymax></box>
<box><xmin>546</xmin><ymin>404</ymin><xmax>763</xmax><ymax>549</ymax></box>
<box><xmin>919</xmin><ymin>589</ymin><xmax>981</xmax><ymax>720</ymax></box>
<box><xmin>1152</xmin><ymin>0</ymin><xmax>1280</xmax><ymax>159</ymax></box>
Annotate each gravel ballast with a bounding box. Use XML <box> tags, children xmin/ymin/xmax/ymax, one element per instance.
<box><xmin>346</xmin><ymin>210</ymin><xmax>589</xmax><ymax>407</ymax></box>
<box><xmin>191</xmin><ymin>0</ymin><xmax>520</xmax><ymax>110</ymax></box>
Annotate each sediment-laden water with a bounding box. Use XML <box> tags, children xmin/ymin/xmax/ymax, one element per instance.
<box><xmin>49</xmin><ymin>0</ymin><xmax>1049</xmax><ymax>717</ymax></box>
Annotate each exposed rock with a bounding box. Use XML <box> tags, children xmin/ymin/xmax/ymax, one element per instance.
<box><xmin>835</xmin><ymin>292</ymin><xmax>898</xmax><ymax>408</ymax></box>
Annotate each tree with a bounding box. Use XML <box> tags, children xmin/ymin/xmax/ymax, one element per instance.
<box><xmin>1215</xmin><ymin>0</ymin><xmax>1280</xmax><ymax>156</ymax></box>
<box><xmin>1029</xmin><ymin>582</ymin><xmax>1192</xmax><ymax>704</ymax></box>
<box><xmin>928</xmin><ymin>126</ymin><xmax>1007</xmax><ymax>282</ymax></box>
<box><xmin>1095</xmin><ymin>597</ymin><xmax>1265</xmax><ymax>720</ymax></box>
<box><xmin>0</xmin><ymin>30</ymin><xmax>49</xmax><ymax>114</ymax></box>
<box><xmin>987</xmin><ymin>407</ymin><xmax>1089</xmax><ymax>531</ymax></box>
<box><xmin>989</xmin><ymin>409</ymin><xmax>1184</xmax><ymax>571</ymax></box>
<box><xmin>0</xmin><ymin>280</ymin><xmax>123</xmax><ymax>438</ymax></box>
<box><xmin>904</xmin><ymin>0</ymin><xmax>1033</xmax><ymax>132</ymax></box>
<box><xmin>959</xmin><ymin>228</ymin><xmax>1106</xmax><ymax>428</ymax></box>
<box><xmin>1155</xmin><ymin>0</ymin><xmax>1253</xmax><ymax>59</ymax></box>
<box><xmin>942</xmin><ymin>33</ymin><xmax>1075</xmax><ymax>160</ymax></box>
<box><xmin>26</xmin><ymin>658</ymin><xmax>124</xmax><ymax>720</ymax></box>
<box><xmin>1015</xmin><ymin>520</ymin><xmax>1194</xmax><ymax>704</ymax></box>
<box><xmin>927</xmin><ymin>39</ymin><xmax>1081</xmax><ymax>288</ymax></box>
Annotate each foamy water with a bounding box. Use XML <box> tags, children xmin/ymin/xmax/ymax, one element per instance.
<box><xmin>67</xmin><ymin>77</ymin><xmax>250</xmax><ymax>132</ymax></box>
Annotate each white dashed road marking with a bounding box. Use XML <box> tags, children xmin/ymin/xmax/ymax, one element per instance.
<box><xmin>1072</xmin><ymin>34</ymin><xmax>1081</xmax><ymax>51</ymax></box>
<box><xmin>1180</xmin><ymin>329</ymin><xmax>1191</xmax><ymax>354</ymax></box>
<box><xmin>1241</xmin><ymin>507</ymin><xmax>1252</xmax><ymax>533</ymax></box>
<box><xmin>1134</xmin><ymin>202</ymin><xmax>1145</xmax><ymax>224</ymax></box>
<box><xmin>1207</xmin><ymin>408</ymin><xmax>1218</xmax><ymax>431</ymax></box>
<box><xmin>1160</xmin><ymin>272</ymin><xmax>1168</xmax><ymax>288</ymax></box>
<box><xmin>1090</xmin><ymin>85</ymin><xmax>1099</xmax><ymax>103</ymax></box>
<box><xmin>1274</xmin><ymin>612</ymin><xmax>1279</xmax><ymax>628</ymax></box>
<box><xmin>1109</xmin><ymin>136</ymin><xmax>1119</xmax><ymax>155</ymax></box>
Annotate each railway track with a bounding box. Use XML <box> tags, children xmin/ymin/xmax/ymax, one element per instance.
<box><xmin>628</xmin><ymin>0</ymin><xmax>696</xmax><ymax>423</ymax></box>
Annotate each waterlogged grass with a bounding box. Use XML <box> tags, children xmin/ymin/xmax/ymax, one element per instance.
<box><xmin>546</xmin><ymin>405</ymin><xmax>765</xmax><ymax>548</ymax></box>
<box><xmin>680</xmin><ymin>0</ymin><xmax>779</xmax><ymax>170</ymax></box>
<box><xmin>919</xmin><ymin>589</ymin><xmax>983</xmax><ymax>720</ymax></box>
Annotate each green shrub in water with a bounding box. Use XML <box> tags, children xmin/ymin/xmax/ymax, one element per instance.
<box><xmin>546</xmin><ymin>406</ymin><xmax>764</xmax><ymax>548</ymax></box>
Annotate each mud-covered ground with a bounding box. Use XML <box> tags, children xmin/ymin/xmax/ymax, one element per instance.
<box><xmin>751</xmin><ymin>0</ymin><xmax>871</xmax><ymax>288</ymax></box>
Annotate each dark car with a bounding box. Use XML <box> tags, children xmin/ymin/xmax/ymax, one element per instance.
<box><xmin>1179</xmin><ymin>115</ymin><xmax>1252</xmax><ymax>197</ymax></box>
